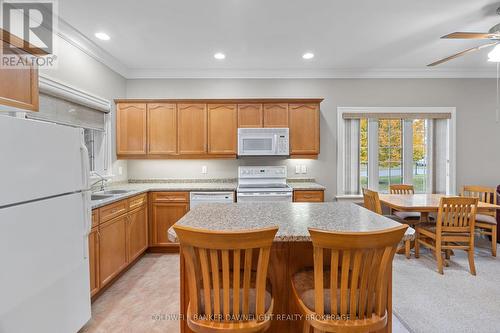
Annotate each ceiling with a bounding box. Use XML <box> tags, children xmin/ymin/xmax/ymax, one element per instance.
<box><xmin>58</xmin><ymin>0</ymin><xmax>500</xmax><ymax>78</ymax></box>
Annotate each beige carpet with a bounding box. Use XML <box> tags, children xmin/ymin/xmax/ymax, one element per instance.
<box><xmin>393</xmin><ymin>238</ymin><xmax>499</xmax><ymax>333</ymax></box>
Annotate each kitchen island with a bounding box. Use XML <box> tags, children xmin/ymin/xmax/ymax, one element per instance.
<box><xmin>169</xmin><ymin>202</ymin><xmax>414</xmax><ymax>333</ymax></box>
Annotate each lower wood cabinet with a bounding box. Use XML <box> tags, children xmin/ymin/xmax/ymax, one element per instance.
<box><xmin>88</xmin><ymin>227</ymin><xmax>99</xmax><ymax>297</ymax></box>
<box><xmin>293</xmin><ymin>190</ymin><xmax>325</xmax><ymax>202</ymax></box>
<box><xmin>151</xmin><ymin>200</ymin><xmax>189</xmax><ymax>247</ymax></box>
<box><xmin>99</xmin><ymin>214</ymin><xmax>128</xmax><ymax>287</ymax></box>
<box><xmin>127</xmin><ymin>204</ymin><xmax>148</xmax><ymax>262</ymax></box>
<box><xmin>90</xmin><ymin>194</ymin><xmax>149</xmax><ymax>298</ymax></box>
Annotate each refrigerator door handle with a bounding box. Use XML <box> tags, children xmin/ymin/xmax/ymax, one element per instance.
<box><xmin>80</xmin><ymin>135</ymin><xmax>90</xmax><ymax>191</ymax></box>
<box><xmin>82</xmin><ymin>191</ymin><xmax>91</xmax><ymax>259</ymax></box>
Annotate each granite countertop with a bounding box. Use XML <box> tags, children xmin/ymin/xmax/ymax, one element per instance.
<box><xmin>288</xmin><ymin>182</ymin><xmax>326</xmax><ymax>190</ymax></box>
<box><xmin>90</xmin><ymin>182</ymin><xmax>238</xmax><ymax>209</ymax></box>
<box><xmin>168</xmin><ymin>202</ymin><xmax>415</xmax><ymax>242</ymax></box>
<box><xmin>90</xmin><ymin>179</ymin><xmax>325</xmax><ymax>209</ymax></box>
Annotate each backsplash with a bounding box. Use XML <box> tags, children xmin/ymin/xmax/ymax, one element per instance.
<box><xmin>126</xmin><ymin>158</ymin><xmax>318</xmax><ymax>181</ymax></box>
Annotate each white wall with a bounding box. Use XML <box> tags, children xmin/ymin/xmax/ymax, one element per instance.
<box><xmin>40</xmin><ymin>36</ymin><xmax>128</xmax><ymax>181</ymax></box>
<box><xmin>125</xmin><ymin>78</ymin><xmax>500</xmax><ymax>200</ymax></box>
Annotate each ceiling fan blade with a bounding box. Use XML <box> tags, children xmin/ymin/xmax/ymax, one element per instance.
<box><xmin>427</xmin><ymin>42</ymin><xmax>497</xmax><ymax>67</ymax></box>
<box><xmin>442</xmin><ymin>32</ymin><xmax>500</xmax><ymax>39</ymax></box>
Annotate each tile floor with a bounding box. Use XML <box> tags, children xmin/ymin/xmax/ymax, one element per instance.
<box><xmin>81</xmin><ymin>253</ymin><xmax>410</xmax><ymax>333</ymax></box>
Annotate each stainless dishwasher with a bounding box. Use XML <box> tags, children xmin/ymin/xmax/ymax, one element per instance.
<box><xmin>189</xmin><ymin>192</ymin><xmax>235</xmax><ymax>208</ymax></box>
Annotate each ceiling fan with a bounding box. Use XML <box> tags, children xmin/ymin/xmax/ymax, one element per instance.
<box><xmin>428</xmin><ymin>13</ymin><xmax>500</xmax><ymax>66</ymax></box>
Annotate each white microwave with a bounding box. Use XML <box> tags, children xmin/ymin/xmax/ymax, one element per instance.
<box><xmin>237</xmin><ymin>128</ymin><xmax>289</xmax><ymax>156</ymax></box>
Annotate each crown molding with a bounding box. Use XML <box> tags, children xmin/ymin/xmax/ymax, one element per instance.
<box><xmin>125</xmin><ymin>67</ymin><xmax>499</xmax><ymax>79</ymax></box>
<box><xmin>55</xmin><ymin>17</ymin><xmax>129</xmax><ymax>78</ymax></box>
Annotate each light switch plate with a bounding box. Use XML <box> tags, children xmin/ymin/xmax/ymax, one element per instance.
<box><xmin>118</xmin><ymin>167</ymin><xmax>123</xmax><ymax>175</ymax></box>
<box><xmin>201</xmin><ymin>165</ymin><xmax>208</xmax><ymax>174</ymax></box>
<box><xmin>301</xmin><ymin>165</ymin><xmax>307</xmax><ymax>174</ymax></box>
<box><xmin>295</xmin><ymin>165</ymin><xmax>301</xmax><ymax>174</ymax></box>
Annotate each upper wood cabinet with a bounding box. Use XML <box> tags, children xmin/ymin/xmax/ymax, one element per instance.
<box><xmin>115</xmin><ymin>99</ymin><xmax>322</xmax><ymax>159</ymax></box>
<box><xmin>289</xmin><ymin>103</ymin><xmax>320</xmax><ymax>156</ymax></box>
<box><xmin>178</xmin><ymin>103</ymin><xmax>207</xmax><ymax>155</ymax></box>
<box><xmin>238</xmin><ymin>103</ymin><xmax>263</xmax><ymax>128</ymax></box>
<box><xmin>147</xmin><ymin>103</ymin><xmax>177</xmax><ymax>155</ymax></box>
<box><xmin>263</xmin><ymin>103</ymin><xmax>288</xmax><ymax>127</ymax></box>
<box><xmin>0</xmin><ymin>40</ymin><xmax>39</xmax><ymax>112</ymax></box>
<box><xmin>208</xmin><ymin>104</ymin><xmax>237</xmax><ymax>155</ymax></box>
<box><xmin>116</xmin><ymin>103</ymin><xmax>147</xmax><ymax>155</ymax></box>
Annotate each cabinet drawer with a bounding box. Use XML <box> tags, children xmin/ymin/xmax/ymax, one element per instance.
<box><xmin>128</xmin><ymin>193</ymin><xmax>147</xmax><ymax>210</ymax></box>
<box><xmin>91</xmin><ymin>209</ymin><xmax>99</xmax><ymax>228</ymax></box>
<box><xmin>152</xmin><ymin>192</ymin><xmax>189</xmax><ymax>203</ymax></box>
<box><xmin>293</xmin><ymin>190</ymin><xmax>324</xmax><ymax>202</ymax></box>
<box><xmin>99</xmin><ymin>200</ymin><xmax>128</xmax><ymax>223</ymax></box>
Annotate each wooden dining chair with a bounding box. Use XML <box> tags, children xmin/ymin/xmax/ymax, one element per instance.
<box><xmin>389</xmin><ymin>184</ymin><xmax>422</xmax><ymax>221</ymax></box>
<box><xmin>174</xmin><ymin>225</ymin><xmax>278</xmax><ymax>333</ymax></box>
<box><xmin>461</xmin><ymin>185</ymin><xmax>497</xmax><ymax>257</ymax></box>
<box><xmin>291</xmin><ymin>225</ymin><xmax>408</xmax><ymax>333</ymax></box>
<box><xmin>363</xmin><ymin>188</ymin><xmax>413</xmax><ymax>259</ymax></box>
<box><xmin>415</xmin><ymin>197</ymin><xmax>478</xmax><ymax>275</ymax></box>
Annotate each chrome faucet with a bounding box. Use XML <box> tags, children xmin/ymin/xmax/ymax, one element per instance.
<box><xmin>90</xmin><ymin>172</ymin><xmax>107</xmax><ymax>192</ymax></box>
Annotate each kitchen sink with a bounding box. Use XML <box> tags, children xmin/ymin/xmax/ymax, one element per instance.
<box><xmin>101</xmin><ymin>190</ymin><xmax>130</xmax><ymax>195</ymax></box>
<box><xmin>91</xmin><ymin>194</ymin><xmax>113</xmax><ymax>201</ymax></box>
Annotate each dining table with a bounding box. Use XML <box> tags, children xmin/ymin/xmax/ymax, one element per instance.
<box><xmin>379</xmin><ymin>193</ymin><xmax>500</xmax><ymax>222</ymax></box>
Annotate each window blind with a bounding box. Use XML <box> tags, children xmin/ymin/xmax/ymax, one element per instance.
<box><xmin>27</xmin><ymin>93</ymin><xmax>106</xmax><ymax>131</ymax></box>
<box><xmin>342</xmin><ymin>113</ymin><xmax>451</xmax><ymax>120</ymax></box>
<box><xmin>432</xmin><ymin>119</ymin><xmax>449</xmax><ymax>194</ymax></box>
<box><xmin>343</xmin><ymin>119</ymin><xmax>360</xmax><ymax>195</ymax></box>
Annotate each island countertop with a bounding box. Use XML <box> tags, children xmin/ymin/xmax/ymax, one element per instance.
<box><xmin>168</xmin><ymin>202</ymin><xmax>414</xmax><ymax>242</ymax></box>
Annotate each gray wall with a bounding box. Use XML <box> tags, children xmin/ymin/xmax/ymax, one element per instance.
<box><xmin>41</xmin><ymin>36</ymin><xmax>128</xmax><ymax>181</ymax></box>
<box><xmin>125</xmin><ymin>78</ymin><xmax>500</xmax><ymax>200</ymax></box>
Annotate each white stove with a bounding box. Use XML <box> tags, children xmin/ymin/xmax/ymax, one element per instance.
<box><xmin>237</xmin><ymin>166</ymin><xmax>292</xmax><ymax>202</ymax></box>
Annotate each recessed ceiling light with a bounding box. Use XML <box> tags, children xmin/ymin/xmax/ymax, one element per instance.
<box><xmin>214</xmin><ymin>52</ymin><xmax>226</xmax><ymax>60</ymax></box>
<box><xmin>302</xmin><ymin>52</ymin><xmax>314</xmax><ymax>60</ymax></box>
<box><xmin>95</xmin><ymin>32</ymin><xmax>110</xmax><ymax>41</ymax></box>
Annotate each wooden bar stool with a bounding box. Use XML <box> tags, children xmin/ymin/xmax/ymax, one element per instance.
<box><xmin>363</xmin><ymin>188</ymin><xmax>414</xmax><ymax>259</ymax></box>
<box><xmin>174</xmin><ymin>224</ymin><xmax>278</xmax><ymax>333</ymax></box>
<box><xmin>291</xmin><ymin>225</ymin><xmax>408</xmax><ymax>333</ymax></box>
<box><xmin>415</xmin><ymin>197</ymin><xmax>478</xmax><ymax>275</ymax></box>
<box><xmin>461</xmin><ymin>185</ymin><xmax>497</xmax><ymax>257</ymax></box>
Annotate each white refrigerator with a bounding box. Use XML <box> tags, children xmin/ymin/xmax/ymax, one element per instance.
<box><xmin>0</xmin><ymin>116</ymin><xmax>92</xmax><ymax>333</ymax></box>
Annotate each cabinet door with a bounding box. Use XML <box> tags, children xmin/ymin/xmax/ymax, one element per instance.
<box><xmin>147</xmin><ymin>103</ymin><xmax>177</xmax><ymax>155</ymax></box>
<box><xmin>238</xmin><ymin>103</ymin><xmax>263</xmax><ymax>128</ymax></box>
<box><xmin>263</xmin><ymin>103</ymin><xmax>288</xmax><ymax>127</ymax></box>
<box><xmin>89</xmin><ymin>227</ymin><xmax>99</xmax><ymax>297</ymax></box>
<box><xmin>0</xmin><ymin>42</ymin><xmax>39</xmax><ymax>111</ymax></box>
<box><xmin>151</xmin><ymin>203</ymin><xmax>189</xmax><ymax>246</ymax></box>
<box><xmin>116</xmin><ymin>103</ymin><xmax>147</xmax><ymax>155</ymax></box>
<box><xmin>99</xmin><ymin>215</ymin><xmax>128</xmax><ymax>287</ymax></box>
<box><xmin>178</xmin><ymin>103</ymin><xmax>207</xmax><ymax>155</ymax></box>
<box><xmin>289</xmin><ymin>103</ymin><xmax>320</xmax><ymax>155</ymax></box>
<box><xmin>208</xmin><ymin>104</ymin><xmax>237</xmax><ymax>154</ymax></box>
<box><xmin>127</xmin><ymin>205</ymin><xmax>148</xmax><ymax>262</ymax></box>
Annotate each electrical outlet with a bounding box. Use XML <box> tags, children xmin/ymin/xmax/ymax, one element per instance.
<box><xmin>301</xmin><ymin>165</ymin><xmax>307</xmax><ymax>174</ymax></box>
<box><xmin>295</xmin><ymin>165</ymin><xmax>301</xmax><ymax>174</ymax></box>
<box><xmin>118</xmin><ymin>167</ymin><xmax>123</xmax><ymax>175</ymax></box>
<box><xmin>201</xmin><ymin>165</ymin><xmax>208</xmax><ymax>174</ymax></box>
